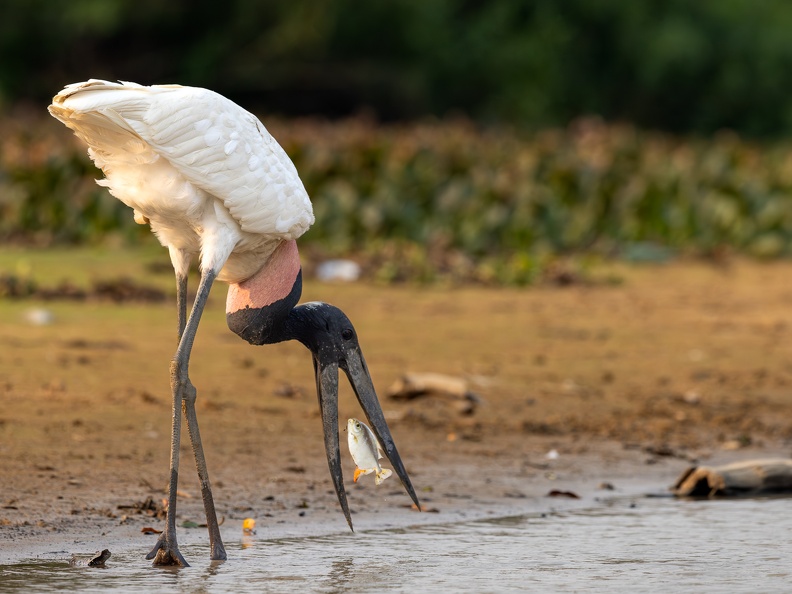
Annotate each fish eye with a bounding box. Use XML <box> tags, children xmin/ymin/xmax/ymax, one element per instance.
<box><xmin>341</xmin><ymin>328</ymin><xmax>354</xmax><ymax>341</ymax></box>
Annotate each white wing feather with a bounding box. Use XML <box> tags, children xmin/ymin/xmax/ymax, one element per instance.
<box><xmin>49</xmin><ymin>80</ymin><xmax>313</xmax><ymax>239</ymax></box>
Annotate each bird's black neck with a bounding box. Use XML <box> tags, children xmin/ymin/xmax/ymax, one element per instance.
<box><xmin>227</xmin><ymin>265</ymin><xmax>358</xmax><ymax>362</ymax></box>
<box><xmin>226</xmin><ymin>268</ymin><xmax>305</xmax><ymax>346</ymax></box>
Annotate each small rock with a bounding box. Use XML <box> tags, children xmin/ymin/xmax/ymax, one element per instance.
<box><xmin>682</xmin><ymin>390</ymin><xmax>701</xmax><ymax>405</ymax></box>
<box><xmin>546</xmin><ymin>489</ymin><xmax>580</xmax><ymax>499</ymax></box>
<box><xmin>69</xmin><ymin>549</ymin><xmax>111</xmax><ymax>567</ymax></box>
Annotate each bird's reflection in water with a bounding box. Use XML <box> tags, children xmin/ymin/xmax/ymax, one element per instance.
<box><xmin>187</xmin><ymin>559</ymin><xmax>224</xmax><ymax>594</ymax></box>
<box><xmin>324</xmin><ymin>557</ymin><xmax>355</xmax><ymax>593</ymax></box>
<box><xmin>322</xmin><ymin>555</ymin><xmax>403</xmax><ymax>593</ymax></box>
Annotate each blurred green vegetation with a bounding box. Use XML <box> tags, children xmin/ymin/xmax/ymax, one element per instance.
<box><xmin>4</xmin><ymin>114</ymin><xmax>792</xmax><ymax>285</ymax></box>
<box><xmin>3</xmin><ymin>0</ymin><xmax>792</xmax><ymax>136</ymax></box>
<box><xmin>3</xmin><ymin>1</ymin><xmax>792</xmax><ymax>285</ymax></box>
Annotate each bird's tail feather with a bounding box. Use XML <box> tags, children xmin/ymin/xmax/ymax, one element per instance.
<box><xmin>50</xmin><ymin>80</ymin><xmax>151</xmax><ymax>121</ymax></box>
<box><xmin>48</xmin><ymin>81</ymin><xmax>160</xmax><ymax>167</ymax></box>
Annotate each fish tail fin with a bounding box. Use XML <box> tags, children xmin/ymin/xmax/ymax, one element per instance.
<box><xmin>352</xmin><ymin>468</ymin><xmax>375</xmax><ymax>482</ymax></box>
<box><xmin>353</xmin><ymin>468</ymin><xmax>374</xmax><ymax>482</ymax></box>
<box><xmin>375</xmin><ymin>468</ymin><xmax>393</xmax><ymax>485</ymax></box>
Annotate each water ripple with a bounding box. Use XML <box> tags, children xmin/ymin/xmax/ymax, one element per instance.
<box><xmin>1</xmin><ymin>496</ymin><xmax>788</xmax><ymax>593</ymax></box>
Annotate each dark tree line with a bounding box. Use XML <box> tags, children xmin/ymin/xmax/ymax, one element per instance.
<box><xmin>3</xmin><ymin>0</ymin><xmax>792</xmax><ymax>136</ymax></box>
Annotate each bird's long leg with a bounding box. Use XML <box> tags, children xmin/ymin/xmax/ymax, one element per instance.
<box><xmin>179</xmin><ymin>270</ymin><xmax>227</xmax><ymax>560</ymax></box>
<box><xmin>176</xmin><ymin>273</ymin><xmax>188</xmax><ymax>339</ymax></box>
<box><xmin>148</xmin><ymin>269</ymin><xmax>226</xmax><ymax>565</ymax></box>
<box><xmin>183</xmin><ymin>390</ymin><xmax>227</xmax><ymax>560</ymax></box>
<box><xmin>146</xmin><ymin>334</ymin><xmax>188</xmax><ymax>566</ymax></box>
<box><xmin>181</xmin><ymin>274</ymin><xmax>227</xmax><ymax>561</ymax></box>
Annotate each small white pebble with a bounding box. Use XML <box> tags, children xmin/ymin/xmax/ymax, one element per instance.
<box><xmin>25</xmin><ymin>308</ymin><xmax>54</xmax><ymax>326</ymax></box>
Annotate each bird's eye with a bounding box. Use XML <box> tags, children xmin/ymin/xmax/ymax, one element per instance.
<box><xmin>341</xmin><ymin>328</ymin><xmax>354</xmax><ymax>341</ymax></box>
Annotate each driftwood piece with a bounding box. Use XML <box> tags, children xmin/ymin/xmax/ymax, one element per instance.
<box><xmin>672</xmin><ymin>459</ymin><xmax>792</xmax><ymax>497</ymax></box>
<box><xmin>386</xmin><ymin>373</ymin><xmax>481</xmax><ymax>415</ymax></box>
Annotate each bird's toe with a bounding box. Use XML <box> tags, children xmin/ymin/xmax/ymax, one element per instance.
<box><xmin>146</xmin><ymin>533</ymin><xmax>189</xmax><ymax>567</ymax></box>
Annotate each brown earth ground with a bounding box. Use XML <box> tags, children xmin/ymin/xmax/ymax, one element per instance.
<box><xmin>1</xmin><ymin>249</ymin><xmax>791</xmax><ymax>564</ymax></box>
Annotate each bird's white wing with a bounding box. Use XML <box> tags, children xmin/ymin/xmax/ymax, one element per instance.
<box><xmin>50</xmin><ymin>80</ymin><xmax>314</xmax><ymax>239</ymax></box>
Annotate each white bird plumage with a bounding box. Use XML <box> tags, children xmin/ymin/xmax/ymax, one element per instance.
<box><xmin>49</xmin><ymin>79</ymin><xmax>314</xmax><ymax>283</ymax></box>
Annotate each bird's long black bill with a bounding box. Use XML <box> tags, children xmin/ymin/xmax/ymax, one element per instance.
<box><xmin>314</xmin><ymin>357</ymin><xmax>353</xmax><ymax>531</ymax></box>
<box><xmin>342</xmin><ymin>349</ymin><xmax>421</xmax><ymax>511</ymax></box>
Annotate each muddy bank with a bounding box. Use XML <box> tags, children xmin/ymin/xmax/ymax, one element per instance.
<box><xmin>1</xmin><ymin>258</ymin><xmax>792</xmax><ymax>563</ymax></box>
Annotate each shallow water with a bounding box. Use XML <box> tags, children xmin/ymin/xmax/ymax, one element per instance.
<box><xmin>1</xmin><ymin>495</ymin><xmax>789</xmax><ymax>593</ymax></box>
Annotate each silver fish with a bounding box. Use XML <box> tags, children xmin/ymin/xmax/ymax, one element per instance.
<box><xmin>347</xmin><ymin>418</ymin><xmax>393</xmax><ymax>485</ymax></box>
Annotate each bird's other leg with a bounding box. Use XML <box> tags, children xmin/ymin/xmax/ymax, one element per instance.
<box><xmin>170</xmin><ymin>247</ymin><xmax>191</xmax><ymax>340</ymax></box>
<box><xmin>179</xmin><ymin>269</ymin><xmax>227</xmax><ymax>561</ymax></box>
<box><xmin>181</xmin><ymin>273</ymin><xmax>226</xmax><ymax>560</ymax></box>
<box><xmin>176</xmin><ymin>273</ymin><xmax>188</xmax><ymax>339</ymax></box>
<box><xmin>148</xmin><ymin>269</ymin><xmax>226</xmax><ymax>565</ymax></box>
<box><xmin>173</xmin><ymin>263</ymin><xmax>227</xmax><ymax>557</ymax></box>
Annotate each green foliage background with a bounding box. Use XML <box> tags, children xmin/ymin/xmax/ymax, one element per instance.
<box><xmin>5</xmin><ymin>115</ymin><xmax>792</xmax><ymax>284</ymax></box>
<box><xmin>2</xmin><ymin>1</ymin><xmax>792</xmax><ymax>283</ymax></box>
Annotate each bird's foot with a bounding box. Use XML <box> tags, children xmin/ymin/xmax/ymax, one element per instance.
<box><xmin>146</xmin><ymin>531</ymin><xmax>189</xmax><ymax>567</ymax></box>
<box><xmin>211</xmin><ymin>541</ymin><xmax>228</xmax><ymax>562</ymax></box>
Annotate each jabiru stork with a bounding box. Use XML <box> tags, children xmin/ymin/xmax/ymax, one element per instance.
<box><xmin>49</xmin><ymin>80</ymin><xmax>419</xmax><ymax>566</ymax></box>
